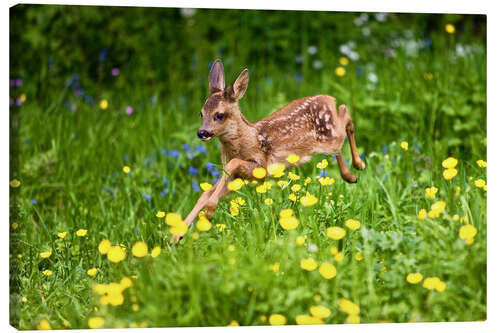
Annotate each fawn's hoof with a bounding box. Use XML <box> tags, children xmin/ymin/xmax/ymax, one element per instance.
<box><xmin>169</xmin><ymin>234</ymin><xmax>184</xmax><ymax>246</ymax></box>
<box><xmin>342</xmin><ymin>173</ymin><xmax>357</xmax><ymax>184</ymax></box>
<box><xmin>354</xmin><ymin>159</ymin><xmax>366</xmax><ymax>171</ymax></box>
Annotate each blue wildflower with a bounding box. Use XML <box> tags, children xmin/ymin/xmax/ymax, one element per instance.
<box><xmin>142</xmin><ymin>193</ymin><xmax>151</xmax><ymax>202</ymax></box>
<box><xmin>381</xmin><ymin>145</ymin><xmax>388</xmax><ymax>154</ymax></box>
<box><xmin>206</xmin><ymin>162</ymin><xmax>215</xmax><ymax>171</ymax></box>
<box><xmin>99</xmin><ymin>48</ymin><xmax>108</xmax><ymax>62</ymax></box>
<box><xmin>294</xmin><ymin>73</ymin><xmax>303</xmax><ymax>82</ymax></box>
<box><xmin>84</xmin><ymin>95</ymin><xmax>94</xmax><ymax>104</ymax></box>
<box><xmin>160</xmin><ymin>148</ymin><xmax>167</xmax><ymax>155</ymax></box>
<box><xmin>320</xmin><ymin>170</ymin><xmax>328</xmax><ymax>177</ymax></box>
<box><xmin>31</xmin><ymin>199</ymin><xmax>36</xmax><ymax>204</ymax></box>
<box><xmin>182</xmin><ymin>143</ymin><xmax>191</xmax><ymax>152</ymax></box>
<box><xmin>360</xmin><ymin>152</ymin><xmax>366</xmax><ymax>161</ymax></box>
<box><xmin>163</xmin><ymin>178</ymin><xmax>169</xmax><ymax>187</ymax></box>
<box><xmin>169</xmin><ymin>149</ymin><xmax>179</xmax><ymax>158</ymax></box>
<box><xmin>135</xmin><ymin>228</ymin><xmax>140</xmax><ymax>234</ymax></box>
<box><xmin>192</xmin><ymin>182</ymin><xmax>200</xmax><ymax>192</ymax></box>
<box><xmin>123</xmin><ymin>154</ymin><xmax>130</xmax><ymax>161</ymax></box>
<box><xmin>331</xmin><ymin>155</ymin><xmax>337</xmax><ymax>162</ymax></box>
<box><xmin>210</xmin><ymin>169</ymin><xmax>220</xmax><ymax>177</ymax></box>
<box><xmin>188</xmin><ymin>166</ymin><xmax>199</xmax><ymax>176</ymax></box>
<box><xmin>196</xmin><ymin>145</ymin><xmax>207</xmax><ymax>154</ymax></box>
<box><xmin>187</xmin><ymin>152</ymin><xmax>195</xmax><ymax>160</ymax></box>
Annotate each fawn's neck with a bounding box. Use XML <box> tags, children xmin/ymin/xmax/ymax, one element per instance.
<box><xmin>218</xmin><ymin>111</ymin><xmax>257</xmax><ymax>160</ymax></box>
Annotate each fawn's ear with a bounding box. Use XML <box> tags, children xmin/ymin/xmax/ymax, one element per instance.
<box><xmin>209</xmin><ymin>59</ymin><xmax>225</xmax><ymax>94</ymax></box>
<box><xmin>226</xmin><ymin>69</ymin><xmax>249</xmax><ymax>101</ymax></box>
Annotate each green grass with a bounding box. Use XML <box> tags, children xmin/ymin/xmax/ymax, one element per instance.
<box><xmin>9</xmin><ymin>8</ymin><xmax>486</xmax><ymax>330</ymax></box>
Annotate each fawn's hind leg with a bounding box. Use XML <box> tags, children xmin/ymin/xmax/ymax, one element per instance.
<box><xmin>339</xmin><ymin>104</ymin><xmax>366</xmax><ymax>170</ymax></box>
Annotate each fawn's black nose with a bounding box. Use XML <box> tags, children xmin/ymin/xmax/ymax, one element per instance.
<box><xmin>197</xmin><ymin>130</ymin><xmax>213</xmax><ymax>139</ymax></box>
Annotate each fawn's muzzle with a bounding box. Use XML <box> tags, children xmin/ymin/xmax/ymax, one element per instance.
<box><xmin>197</xmin><ymin>130</ymin><xmax>214</xmax><ymax>140</ymax></box>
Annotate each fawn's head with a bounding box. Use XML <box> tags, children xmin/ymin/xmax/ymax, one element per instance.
<box><xmin>197</xmin><ymin>59</ymin><xmax>249</xmax><ymax>141</ymax></box>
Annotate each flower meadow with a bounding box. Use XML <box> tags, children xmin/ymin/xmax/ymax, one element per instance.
<box><xmin>9</xmin><ymin>7</ymin><xmax>486</xmax><ymax>329</ymax></box>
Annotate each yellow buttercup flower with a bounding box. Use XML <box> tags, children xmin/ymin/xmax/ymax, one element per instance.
<box><xmin>165</xmin><ymin>212</ymin><xmax>182</xmax><ymax>226</ymax></box>
<box><xmin>122</xmin><ymin>166</ymin><xmax>131</xmax><ymax>174</ymax></box>
<box><xmin>76</xmin><ymin>229</ymin><xmax>87</xmax><ymax>237</ymax></box>
<box><xmin>280</xmin><ymin>216</ymin><xmax>299</xmax><ymax>230</ymax></box>
<box><xmin>476</xmin><ymin>160</ymin><xmax>487</xmax><ymax>168</ymax></box>
<box><xmin>132</xmin><ymin>241</ymin><xmax>148</xmax><ymax>258</ymax></box>
<box><xmin>443</xmin><ymin>167</ymin><xmax>458</xmax><ymax>180</ymax></box>
<box><xmin>289</xmin><ymin>193</ymin><xmax>297</xmax><ymax>202</ymax></box>
<box><xmin>99</xmin><ymin>99</ymin><xmax>108</xmax><ymax>109</ymax></box>
<box><xmin>300</xmin><ymin>258</ymin><xmax>318</xmax><ymax>271</ymax></box>
<box><xmin>335</xmin><ymin>67</ymin><xmax>346</xmax><ymax>77</ymax></box>
<box><xmin>10</xmin><ymin>179</ymin><xmax>21</xmax><ymax>188</ymax></box>
<box><xmin>345</xmin><ymin>219</ymin><xmax>360</xmax><ymax>231</ymax></box>
<box><xmin>264</xmin><ymin>198</ymin><xmax>273</xmax><ymax>205</ymax></box>
<box><xmin>120</xmin><ymin>276</ymin><xmax>133</xmax><ymax>288</ymax></box>
<box><xmin>318</xmin><ymin>262</ymin><xmax>337</xmax><ymax>279</ymax></box>
<box><xmin>286</xmin><ymin>153</ymin><xmax>300</xmax><ymax>164</ymax></box>
<box><xmin>107</xmin><ymin>245</ymin><xmax>126</xmax><ymax>263</ymax></box>
<box><xmin>270</xmin><ymin>262</ymin><xmax>280</xmax><ymax>273</ymax></box>
<box><xmin>87</xmin><ymin>268</ymin><xmax>98</xmax><ymax>277</ymax></box>
<box><xmin>230</xmin><ymin>203</ymin><xmax>239</xmax><ymax>216</ymax></box>
<box><xmin>98</xmin><ymin>239</ymin><xmax>112</xmax><ymax>254</ymax></box>
<box><xmin>334</xmin><ymin>252</ymin><xmax>344</xmax><ymax>262</ymax></box>
<box><xmin>252</xmin><ymin>167</ymin><xmax>267</xmax><ymax>179</ymax></box>
<box><xmin>318</xmin><ymin>177</ymin><xmax>334</xmax><ymax>186</ymax></box>
<box><xmin>338</xmin><ymin>298</ymin><xmax>360</xmax><ymax>315</ymax></box>
<box><xmin>339</xmin><ymin>56</ymin><xmax>349</xmax><ymax>66</ymax></box>
<box><xmin>156</xmin><ymin>211</ymin><xmax>165</xmax><ymax>218</ymax></box>
<box><xmin>355</xmin><ymin>252</ymin><xmax>363</xmax><ymax>261</ymax></box>
<box><xmin>57</xmin><ymin>231</ymin><xmax>67</xmax><ymax>239</ymax></box>
<box><xmin>474</xmin><ymin>179</ymin><xmax>486</xmax><ymax>188</ymax></box>
<box><xmin>151</xmin><ymin>246</ymin><xmax>161</xmax><ymax>258</ymax></box>
<box><xmin>310</xmin><ymin>305</ymin><xmax>331</xmax><ymax>319</ymax></box>
<box><xmin>37</xmin><ymin>319</ymin><xmax>52</xmax><ymax>330</ymax></box>
<box><xmin>442</xmin><ymin>157</ymin><xmax>458</xmax><ymax>169</ymax></box>
<box><xmin>316</xmin><ymin>159</ymin><xmax>328</xmax><ymax>169</ymax></box>
<box><xmin>288</xmin><ymin>172</ymin><xmax>300</xmax><ymax>180</ymax></box>
<box><xmin>425</xmin><ymin>186</ymin><xmax>438</xmax><ymax>199</ymax></box>
<box><xmin>256</xmin><ymin>184</ymin><xmax>267</xmax><ymax>194</ymax></box>
<box><xmin>435</xmin><ymin>280</ymin><xmax>447</xmax><ymax>292</ymax></box>
<box><xmin>296</xmin><ymin>314</ymin><xmax>324</xmax><ymax>325</ymax></box>
<box><xmin>406</xmin><ymin>273</ymin><xmax>423</xmax><ymax>284</ymax></box>
<box><xmin>304</xmin><ymin>177</ymin><xmax>312</xmax><ymax>185</ymax></box>
<box><xmin>291</xmin><ymin>184</ymin><xmax>301</xmax><ymax>192</ymax></box>
<box><xmin>88</xmin><ymin>317</ymin><xmax>105</xmax><ymax>329</ymax></box>
<box><xmin>326</xmin><ymin>226</ymin><xmax>346</xmax><ymax>240</ymax></box>
<box><xmin>40</xmin><ymin>251</ymin><xmax>52</xmax><ymax>259</ymax></box>
<box><xmin>227</xmin><ymin>320</ymin><xmax>239</xmax><ymax>326</ymax></box>
<box><xmin>417</xmin><ymin>209</ymin><xmax>427</xmax><ymax>220</ymax></box>
<box><xmin>445</xmin><ymin>23</ymin><xmax>456</xmax><ymax>34</ymax></box>
<box><xmin>400</xmin><ymin>141</ymin><xmax>408</xmax><ymax>150</ymax></box>
<box><xmin>296</xmin><ymin>236</ymin><xmax>305</xmax><ymax>246</ymax></box>
<box><xmin>423</xmin><ymin>277</ymin><xmax>440</xmax><ymax>290</ymax></box>
<box><xmin>200</xmin><ymin>182</ymin><xmax>213</xmax><ymax>191</ymax></box>
<box><xmin>227</xmin><ymin>178</ymin><xmax>244</xmax><ymax>191</ymax></box>
<box><xmin>280</xmin><ymin>209</ymin><xmax>294</xmax><ymax>218</ymax></box>
<box><xmin>431</xmin><ymin>201</ymin><xmax>446</xmax><ymax>214</ymax></box>
<box><xmin>42</xmin><ymin>269</ymin><xmax>53</xmax><ymax>276</ymax></box>
<box><xmin>267</xmin><ymin>163</ymin><xmax>285</xmax><ymax>178</ymax></box>
<box><xmin>196</xmin><ymin>217</ymin><xmax>212</xmax><ymax>231</ymax></box>
<box><xmin>269</xmin><ymin>314</ymin><xmax>286</xmax><ymax>325</ymax></box>
<box><xmin>300</xmin><ymin>193</ymin><xmax>318</xmax><ymax>207</ymax></box>
<box><xmin>459</xmin><ymin>224</ymin><xmax>477</xmax><ymax>240</ymax></box>
<box><xmin>346</xmin><ymin>314</ymin><xmax>361</xmax><ymax>324</ymax></box>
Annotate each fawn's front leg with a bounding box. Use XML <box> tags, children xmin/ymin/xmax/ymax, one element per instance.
<box><xmin>205</xmin><ymin>158</ymin><xmax>260</xmax><ymax>219</ymax></box>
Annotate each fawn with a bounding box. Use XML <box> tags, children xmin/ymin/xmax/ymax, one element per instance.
<box><xmin>171</xmin><ymin>59</ymin><xmax>365</xmax><ymax>244</ymax></box>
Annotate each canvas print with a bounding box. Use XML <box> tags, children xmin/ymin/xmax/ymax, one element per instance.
<box><xmin>9</xmin><ymin>4</ymin><xmax>486</xmax><ymax>329</ymax></box>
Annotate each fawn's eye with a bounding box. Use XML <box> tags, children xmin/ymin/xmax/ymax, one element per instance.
<box><xmin>214</xmin><ymin>113</ymin><xmax>225</xmax><ymax>121</ymax></box>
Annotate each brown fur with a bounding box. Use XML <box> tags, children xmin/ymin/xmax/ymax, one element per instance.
<box><xmin>170</xmin><ymin>59</ymin><xmax>366</xmax><ymax>244</ymax></box>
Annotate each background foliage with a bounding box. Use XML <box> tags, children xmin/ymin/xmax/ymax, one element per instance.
<box><xmin>9</xmin><ymin>5</ymin><xmax>486</xmax><ymax>329</ymax></box>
